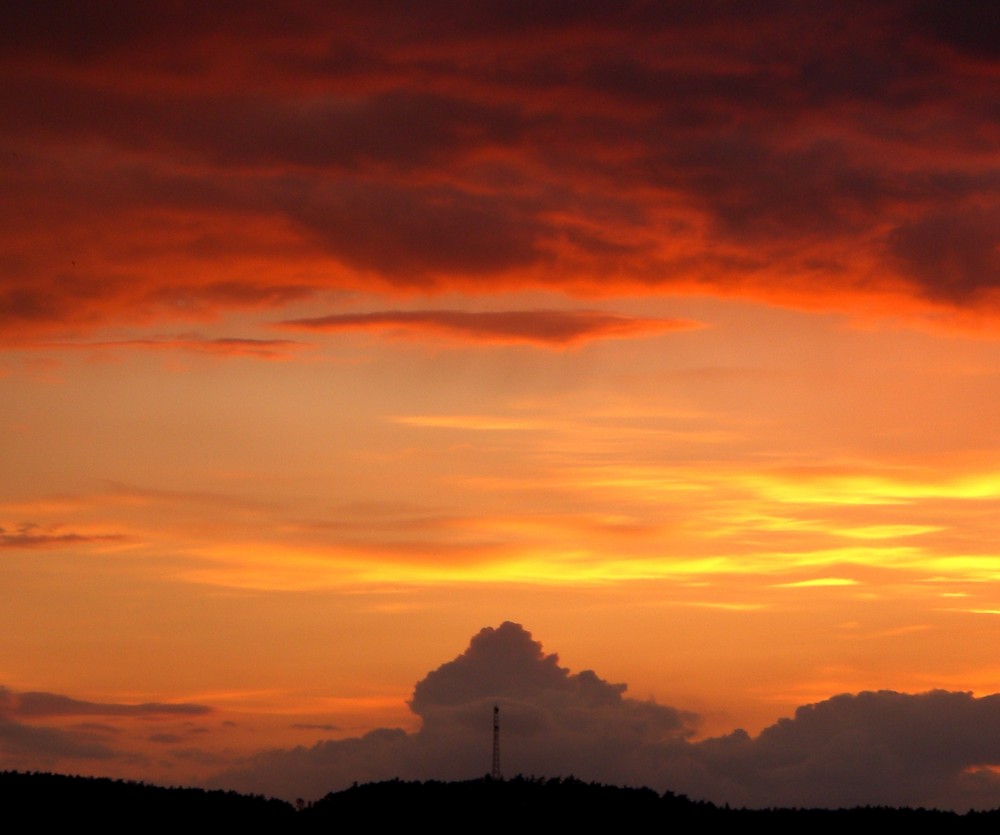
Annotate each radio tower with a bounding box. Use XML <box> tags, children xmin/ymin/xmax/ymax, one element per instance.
<box><xmin>491</xmin><ymin>704</ymin><xmax>502</xmax><ymax>780</ymax></box>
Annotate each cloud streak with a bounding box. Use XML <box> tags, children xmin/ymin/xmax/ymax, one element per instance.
<box><xmin>0</xmin><ymin>524</ymin><xmax>126</xmax><ymax>550</ymax></box>
<box><xmin>0</xmin><ymin>686</ymin><xmax>211</xmax><ymax>718</ymax></box>
<box><xmin>35</xmin><ymin>336</ymin><xmax>306</xmax><ymax>359</ymax></box>
<box><xmin>281</xmin><ymin>309</ymin><xmax>701</xmax><ymax>347</ymax></box>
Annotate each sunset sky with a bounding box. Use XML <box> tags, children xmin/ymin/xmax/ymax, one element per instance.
<box><xmin>3</xmin><ymin>0</ymin><xmax>1000</xmax><ymax>810</ymax></box>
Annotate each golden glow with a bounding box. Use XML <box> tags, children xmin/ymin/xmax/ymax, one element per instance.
<box><xmin>4</xmin><ymin>4</ymin><xmax>1000</xmax><ymax>804</ymax></box>
<box><xmin>774</xmin><ymin>578</ymin><xmax>859</xmax><ymax>588</ymax></box>
<box><xmin>834</xmin><ymin>525</ymin><xmax>943</xmax><ymax>539</ymax></box>
<box><xmin>392</xmin><ymin>414</ymin><xmax>551</xmax><ymax>431</ymax></box>
<box><xmin>796</xmin><ymin>473</ymin><xmax>1000</xmax><ymax>504</ymax></box>
<box><xmin>6</xmin><ymin>294</ymin><xmax>1000</xmax><ymax>787</ymax></box>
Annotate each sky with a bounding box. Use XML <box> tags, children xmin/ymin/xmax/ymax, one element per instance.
<box><xmin>2</xmin><ymin>0</ymin><xmax>1000</xmax><ymax>810</ymax></box>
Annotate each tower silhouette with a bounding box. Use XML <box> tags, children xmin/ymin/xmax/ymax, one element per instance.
<box><xmin>491</xmin><ymin>704</ymin><xmax>502</xmax><ymax>780</ymax></box>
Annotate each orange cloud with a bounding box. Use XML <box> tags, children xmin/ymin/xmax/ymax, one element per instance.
<box><xmin>281</xmin><ymin>309</ymin><xmax>701</xmax><ymax>347</ymax></box>
<box><xmin>35</xmin><ymin>336</ymin><xmax>306</xmax><ymax>360</ymax></box>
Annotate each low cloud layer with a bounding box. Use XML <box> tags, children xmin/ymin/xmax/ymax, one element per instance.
<box><xmin>681</xmin><ymin>690</ymin><xmax>1000</xmax><ymax>811</ymax></box>
<box><xmin>0</xmin><ymin>686</ymin><xmax>213</xmax><ymax>770</ymax></box>
<box><xmin>214</xmin><ymin>622</ymin><xmax>1000</xmax><ymax>810</ymax></box>
<box><xmin>7</xmin><ymin>625</ymin><xmax>1000</xmax><ymax>809</ymax></box>
<box><xmin>0</xmin><ymin>718</ymin><xmax>117</xmax><ymax>762</ymax></box>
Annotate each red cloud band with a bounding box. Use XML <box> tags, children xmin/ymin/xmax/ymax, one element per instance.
<box><xmin>280</xmin><ymin>308</ymin><xmax>702</xmax><ymax>346</ymax></box>
<box><xmin>0</xmin><ymin>1</ymin><xmax>997</xmax><ymax>339</ymax></box>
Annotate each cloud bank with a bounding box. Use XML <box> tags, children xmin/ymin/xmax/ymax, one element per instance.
<box><xmin>214</xmin><ymin>622</ymin><xmax>1000</xmax><ymax>810</ymax></box>
<box><xmin>0</xmin><ymin>685</ymin><xmax>212</xmax><ymax>770</ymax></box>
<box><xmin>1</xmin><ymin>1</ymin><xmax>998</xmax><ymax>340</ymax></box>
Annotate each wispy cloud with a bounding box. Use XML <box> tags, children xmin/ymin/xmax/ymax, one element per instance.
<box><xmin>29</xmin><ymin>336</ymin><xmax>306</xmax><ymax>359</ymax></box>
<box><xmin>1</xmin><ymin>687</ymin><xmax>211</xmax><ymax>718</ymax></box>
<box><xmin>0</xmin><ymin>523</ymin><xmax>126</xmax><ymax>550</ymax></box>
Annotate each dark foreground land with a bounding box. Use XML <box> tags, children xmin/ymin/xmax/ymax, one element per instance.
<box><xmin>5</xmin><ymin>770</ymin><xmax>1000</xmax><ymax>832</ymax></box>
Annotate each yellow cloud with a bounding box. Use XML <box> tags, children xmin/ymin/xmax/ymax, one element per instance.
<box><xmin>773</xmin><ymin>577</ymin><xmax>859</xmax><ymax>588</ymax></box>
<box><xmin>834</xmin><ymin>525</ymin><xmax>942</xmax><ymax>539</ymax></box>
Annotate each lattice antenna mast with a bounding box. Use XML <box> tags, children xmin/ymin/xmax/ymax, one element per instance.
<box><xmin>491</xmin><ymin>704</ymin><xmax>502</xmax><ymax>780</ymax></box>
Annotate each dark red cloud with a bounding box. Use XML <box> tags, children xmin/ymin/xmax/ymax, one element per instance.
<box><xmin>281</xmin><ymin>184</ymin><xmax>545</xmax><ymax>279</ymax></box>
<box><xmin>281</xmin><ymin>309</ymin><xmax>700</xmax><ymax>346</ymax></box>
<box><xmin>887</xmin><ymin>207</ymin><xmax>1000</xmax><ymax>302</ymax></box>
<box><xmin>909</xmin><ymin>1</ymin><xmax>1000</xmax><ymax>61</ymax></box>
<box><xmin>0</xmin><ymin>1</ymin><xmax>997</xmax><ymax>338</ymax></box>
<box><xmin>148</xmin><ymin>734</ymin><xmax>184</xmax><ymax>744</ymax></box>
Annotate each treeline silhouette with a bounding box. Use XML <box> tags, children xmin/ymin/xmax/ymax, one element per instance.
<box><xmin>0</xmin><ymin>770</ymin><xmax>294</xmax><ymax>827</ymax></box>
<box><xmin>7</xmin><ymin>770</ymin><xmax>1000</xmax><ymax>832</ymax></box>
<box><xmin>300</xmin><ymin>776</ymin><xmax>990</xmax><ymax>832</ymax></box>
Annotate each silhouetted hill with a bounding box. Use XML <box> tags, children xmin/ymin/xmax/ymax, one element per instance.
<box><xmin>301</xmin><ymin>776</ymin><xmax>1000</xmax><ymax>833</ymax></box>
<box><xmin>301</xmin><ymin>775</ymin><xmax>684</xmax><ymax>828</ymax></box>
<box><xmin>8</xmin><ymin>771</ymin><xmax>1000</xmax><ymax>832</ymax></box>
<box><xmin>0</xmin><ymin>770</ymin><xmax>294</xmax><ymax>827</ymax></box>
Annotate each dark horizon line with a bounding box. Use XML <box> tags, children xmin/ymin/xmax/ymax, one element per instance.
<box><xmin>6</xmin><ymin>768</ymin><xmax>1000</xmax><ymax>823</ymax></box>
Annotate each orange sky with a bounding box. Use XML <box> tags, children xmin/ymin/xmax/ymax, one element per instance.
<box><xmin>2</xmin><ymin>0</ymin><xmax>1000</xmax><ymax>810</ymax></box>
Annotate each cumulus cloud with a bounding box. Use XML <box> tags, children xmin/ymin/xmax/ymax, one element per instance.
<box><xmin>675</xmin><ymin>690</ymin><xmax>1000</xmax><ymax>811</ymax></box>
<box><xmin>214</xmin><ymin>622</ymin><xmax>695</xmax><ymax>800</ymax></box>
<box><xmin>281</xmin><ymin>309</ymin><xmax>701</xmax><ymax>347</ymax></box>
<box><xmin>212</xmin><ymin>623</ymin><xmax>1000</xmax><ymax>810</ymax></box>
